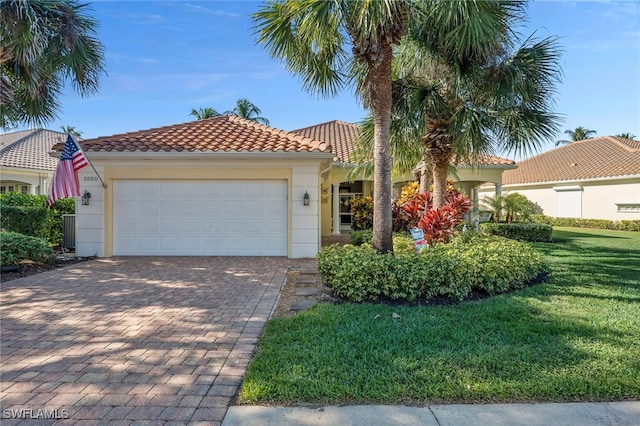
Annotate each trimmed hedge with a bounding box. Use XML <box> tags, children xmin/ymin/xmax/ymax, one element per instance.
<box><xmin>0</xmin><ymin>231</ymin><xmax>54</xmax><ymax>268</ymax></box>
<box><xmin>0</xmin><ymin>193</ymin><xmax>75</xmax><ymax>245</ymax></box>
<box><xmin>480</xmin><ymin>222</ymin><xmax>553</xmax><ymax>242</ymax></box>
<box><xmin>0</xmin><ymin>205</ymin><xmax>48</xmax><ymax>237</ymax></box>
<box><xmin>317</xmin><ymin>234</ymin><xmax>547</xmax><ymax>302</ymax></box>
<box><xmin>530</xmin><ymin>215</ymin><xmax>640</xmax><ymax>232</ymax></box>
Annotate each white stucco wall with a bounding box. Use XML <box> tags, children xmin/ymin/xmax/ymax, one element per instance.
<box><xmin>479</xmin><ymin>177</ymin><xmax>640</xmax><ymax>220</ymax></box>
<box><xmin>76</xmin><ymin>166</ymin><xmax>105</xmax><ymax>257</ymax></box>
<box><xmin>291</xmin><ymin>166</ymin><xmax>321</xmax><ymax>258</ymax></box>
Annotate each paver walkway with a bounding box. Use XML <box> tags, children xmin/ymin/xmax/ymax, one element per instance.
<box><xmin>1</xmin><ymin>256</ymin><xmax>315</xmax><ymax>425</ymax></box>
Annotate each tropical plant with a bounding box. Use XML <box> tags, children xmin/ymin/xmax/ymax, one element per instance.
<box><xmin>60</xmin><ymin>125</ymin><xmax>82</xmax><ymax>138</ymax></box>
<box><xmin>253</xmin><ymin>0</ymin><xmax>412</xmax><ymax>254</ymax></box>
<box><xmin>350</xmin><ymin>196</ymin><xmax>374</xmax><ymax>230</ymax></box>
<box><xmin>224</xmin><ymin>98</ymin><xmax>270</xmax><ymax>125</ymax></box>
<box><xmin>190</xmin><ymin>107</ymin><xmax>221</xmax><ymax>120</ymax></box>
<box><xmin>556</xmin><ymin>126</ymin><xmax>597</xmax><ymax>146</ymax></box>
<box><xmin>482</xmin><ymin>192</ymin><xmax>542</xmax><ymax>223</ymax></box>
<box><xmin>351</xmin><ymin>1</ymin><xmax>562</xmax><ymax>210</ymax></box>
<box><xmin>1</xmin><ymin>0</ymin><xmax>105</xmax><ymax>128</ymax></box>
<box><xmin>616</xmin><ymin>132</ymin><xmax>636</xmax><ymax>140</ymax></box>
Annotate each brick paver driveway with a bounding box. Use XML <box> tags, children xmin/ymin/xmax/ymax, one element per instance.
<box><xmin>1</xmin><ymin>256</ymin><xmax>315</xmax><ymax>425</ymax></box>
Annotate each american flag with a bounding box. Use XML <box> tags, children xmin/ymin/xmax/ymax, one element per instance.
<box><xmin>48</xmin><ymin>135</ymin><xmax>89</xmax><ymax>205</ymax></box>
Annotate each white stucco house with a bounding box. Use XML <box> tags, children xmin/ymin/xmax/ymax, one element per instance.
<box><xmin>478</xmin><ymin>136</ymin><xmax>640</xmax><ymax>220</ymax></box>
<box><xmin>0</xmin><ymin>129</ymin><xmax>65</xmax><ymax>195</ymax></box>
<box><xmin>62</xmin><ymin>116</ymin><xmax>516</xmax><ymax>258</ymax></box>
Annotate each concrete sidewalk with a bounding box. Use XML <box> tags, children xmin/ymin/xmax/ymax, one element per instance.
<box><xmin>223</xmin><ymin>401</ymin><xmax>640</xmax><ymax>425</ymax></box>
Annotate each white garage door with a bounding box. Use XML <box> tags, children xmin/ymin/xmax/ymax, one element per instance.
<box><xmin>114</xmin><ymin>180</ymin><xmax>287</xmax><ymax>256</ymax></box>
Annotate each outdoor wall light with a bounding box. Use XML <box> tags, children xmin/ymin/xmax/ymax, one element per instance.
<box><xmin>303</xmin><ymin>191</ymin><xmax>310</xmax><ymax>206</ymax></box>
<box><xmin>81</xmin><ymin>190</ymin><xmax>91</xmax><ymax>206</ymax></box>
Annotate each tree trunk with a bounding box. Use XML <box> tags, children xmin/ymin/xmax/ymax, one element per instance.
<box><xmin>431</xmin><ymin>156</ymin><xmax>449</xmax><ymax>209</ymax></box>
<box><xmin>369</xmin><ymin>43</ymin><xmax>394</xmax><ymax>254</ymax></box>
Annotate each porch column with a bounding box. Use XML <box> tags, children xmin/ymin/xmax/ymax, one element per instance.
<box><xmin>332</xmin><ymin>183</ymin><xmax>341</xmax><ymax>235</ymax></box>
<box><xmin>472</xmin><ymin>186</ymin><xmax>480</xmax><ymax>230</ymax></box>
<box><xmin>495</xmin><ymin>183</ymin><xmax>502</xmax><ymax>222</ymax></box>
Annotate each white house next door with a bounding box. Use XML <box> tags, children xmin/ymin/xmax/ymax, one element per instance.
<box><xmin>113</xmin><ymin>180</ymin><xmax>287</xmax><ymax>256</ymax></box>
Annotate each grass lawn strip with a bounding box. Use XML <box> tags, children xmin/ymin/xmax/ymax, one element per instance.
<box><xmin>238</xmin><ymin>227</ymin><xmax>640</xmax><ymax>405</ymax></box>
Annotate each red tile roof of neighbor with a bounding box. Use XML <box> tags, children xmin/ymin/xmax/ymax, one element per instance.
<box><xmin>291</xmin><ymin>120</ymin><xmax>360</xmax><ymax>162</ymax></box>
<box><xmin>291</xmin><ymin>120</ymin><xmax>516</xmax><ymax>166</ymax></box>
<box><xmin>79</xmin><ymin>115</ymin><xmax>331</xmax><ymax>154</ymax></box>
<box><xmin>0</xmin><ymin>129</ymin><xmax>65</xmax><ymax>171</ymax></box>
<box><xmin>502</xmin><ymin>136</ymin><xmax>640</xmax><ymax>185</ymax></box>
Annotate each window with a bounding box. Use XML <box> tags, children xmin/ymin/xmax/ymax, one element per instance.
<box><xmin>616</xmin><ymin>203</ymin><xmax>640</xmax><ymax>213</ymax></box>
<box><xmin>8</xmin><ymin>185</ymin><xmax>14</xmax><ymax>192</ymax></box>
<box><xmin>554</xmin><ymin>186</ymin><xmax>582</xmax><ymax>218</ymax></box>
<box><xmin>21</xmin><ymin>185</ymin><xmax>28</xmax><ymax>194</ymax></box>
<box><xmin>0</xmin><ymin>186</ymin><xmax>5</xmax><ymax>193</ymax></box>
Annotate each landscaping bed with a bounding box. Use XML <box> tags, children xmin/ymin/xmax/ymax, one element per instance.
<box><xmin>238</xmin><ymin>227</ymin><xmax>640</xmax><ymax>405</ymax></box>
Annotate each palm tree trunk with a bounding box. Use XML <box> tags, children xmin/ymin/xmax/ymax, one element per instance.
<box><xmin>369</xmin><ymin>43</ymin><xmax>394</xmax><ymax>254</ymax></box>
<box><xmin>431</xmin><ymin>157</ymin><xmax>449</xmax><ymax>209</ymax></box>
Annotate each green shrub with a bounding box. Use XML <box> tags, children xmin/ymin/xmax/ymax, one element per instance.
<box><xmin>481</xmin><ymin>222</ymin><xmax>553</xmax><ymax>242</ymax></box>
<box><xmin>0</xmin><ymin>205</ymin><xmax>48</xmax><ymax>237</ymax></box>
<box><xmin>46</xmin><ymin>198</ymin><xmax>75</xmax><ymax>245</ymax></box>
<box><xmin>0</xmin><ymin>192</ymin><xmax>75</xmax><ymax>245</ymax></box>
<box><xmin>530</xmin><ymin>215</ymin><xmax>640</xmax><ymax>232</ymax></box>
<box><xmin>350</xmin><ymin>229</ymin><xmax>373</xmax><ymax>246</ymax></box>
<box><xmin>317</xmin><ymin>234</ymin><xmax>547</xmax><ymax>303</ymax></box>
<box><xmin>0</xmin><ymin>231</ymin><xmax>54</xmax><ymax>268</ymax></box>
<box><xmin>350</xmin><ymin>196</ymin><xmax>374</xmax><ymax>230</ymax></box>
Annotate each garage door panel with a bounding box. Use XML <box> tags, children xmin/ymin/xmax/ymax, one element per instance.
<box><xmin>114</xmin><ymin>180</ymin><xmax>287</xmax><ymax>256</ymax></box>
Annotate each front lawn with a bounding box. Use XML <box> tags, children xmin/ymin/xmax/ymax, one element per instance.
<box><xmin>238</xmin><ymin>227</ymin><xmax>640</xmax><ymax>405</ymax></box>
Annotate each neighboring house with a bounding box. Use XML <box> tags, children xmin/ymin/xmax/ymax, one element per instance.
<box><xmin>0</xmin><ymin>129</ymin><xmax>65</xmax><ymax>195</ymax></box>
<box><xmin>291</xmin><ymin>120</ymin><xmax>516</xmax><ymax>235</ymax></box>
<box><xmin>65</xmin><ymin>116</ymin><xmax>516</xmax><ymax>259</ymax></box>
<box><xmin>478</xmin><ymin>136</ymin><xmax>640</xmax><ymax>220</ymax></box>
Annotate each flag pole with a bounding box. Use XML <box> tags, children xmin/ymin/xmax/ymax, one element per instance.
<box><xmin>68</xmin><ymin>134</ymin><xmax>107</xmax><ymax>189</ymax></box>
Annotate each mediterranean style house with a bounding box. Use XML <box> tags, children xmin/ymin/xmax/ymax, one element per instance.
<box><xmin>478</xmin><ymin>136</ymin><xmax>640</xmax><ymax>220</ymax></box>
<box><xmin>0</xmin><ymin>129</ymin><xmax>65</xmax><ymax>195</ymax></box>
<box><xmin>51</xmin><ymin>116</ymin><xmax>515</xmax><ymax>258</ymax></box>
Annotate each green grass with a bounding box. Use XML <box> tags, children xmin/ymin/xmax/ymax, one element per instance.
<box><xmin>238</xmin><ymin>227</ymin><xmax>640</xmax><ymax>405</ymax></box>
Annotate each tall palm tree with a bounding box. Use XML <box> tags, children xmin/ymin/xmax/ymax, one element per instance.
<box><xmin>616</xmin><ymin>132</ymin><xmax>636</xmax><ymax>140</ymax></box>
<box><xmin>1</xmin><ymin>0</ymin><xmax>105</xmax><ymax>128</ymax></box>
<box><xmin>60</xmin><ymin>125</ymin><xmax>82</xmax><ymax>138</ymax></box>
<box><xmin>190</xmin><ymin>107</ymin><xmax>221</xmax><ymax>120</ymax></box>
<box><xmin>556</xmin><ymin>126</ymin><xmax>596</xmax><ymax>146</ymax></box>
<box><xmin>253</xmin><ymin>0</ymin><xmax>412</xmax><ymax>254</ymax></box>
<box><xmin>353</xmin><ymin>1</ymin><xmax>562</xmax><ymax>209</ymax></box>
<box><xmin>224</xmin><ymin>99</ymin><xmax>270</xmax><ymax>125</ymax></box>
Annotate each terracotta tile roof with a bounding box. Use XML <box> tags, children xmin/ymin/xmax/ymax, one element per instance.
<box><xmin>291</xmin><ymin>120</ymin><xmax>359</xmax><ymax>162</ymax></box>
<box><xmin>79</xmin><ymin>115</ymin><xmax>330</xmax><ymax>154</ymax></box>
<box><xmin>290</xmin><ymin>120</ymin><xmax>516</xmax><ymax>167</ymax></box>
<box><xmin>502</xmin><ymin>136</ymin><xmax>640</xmax><ymax>185</ymax></box>
<box><xmin>453</xmin><ymin>154</ymin><xmax>516</xmax><ymax>167</ymax></box>
<box><xmin>0</xmin><ymin>129</ymin><xmax>64</xmax><ymax>171</ymax></box>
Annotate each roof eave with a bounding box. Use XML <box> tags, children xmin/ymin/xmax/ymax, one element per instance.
<box><xmin>80</xmin><ymin>150</ymin><xmax>333</xmax><ymax>161</ymax></box>
<box><xmin>503</xmin><ymin>173</ymin><xmax>640</xmax><ymax>187</ymax></box>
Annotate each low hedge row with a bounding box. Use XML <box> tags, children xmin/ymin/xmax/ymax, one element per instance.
<box><xmin>530</xmin><ymin>215</ymin><xmax>640</xmax><ymax>232</ymax></box>
<box><xmin>0</xmin><ymin>231</ymin><xmax>54</xmax><ymax>268</ymax></box>
<box><xmin>480</xmin><ymin>222</ymin><xmax>553</xmax><ymax>242</ymax></box>
<box><xmin>318</xmin><ymin>234</ymin><xmax>546</xmax><ymax>302</ymax></box>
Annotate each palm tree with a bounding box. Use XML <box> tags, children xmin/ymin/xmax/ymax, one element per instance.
<box><xmin>1</xmin><ymin>0</ymin><xmax>105</xmax><ymax>128</ymax></box>
<box><xmin>60</xmin><ymin>125</ymin><xmax>82</xmax><ymax>138</ymax></box>
<box><xmin>253</xmin><ymin>0</ymin><xmax>412</xmax><ymax>254</ymax></box>
<box><xmin>190</xmin><ymin>107</ymin><xmax>221</xmax><ymax>120</ymax></box>
<box><xmin>224</xmin><ymin>99</ymin><xmax>270</xmax><ymax>125</ymax></box>
<box><xmin>353</xmin><ymin>1</ymin><xmax>562</xmax><ymax>209</ymax></box>
<box><xmin>556</xmin><ymin>126</ymin><xmax>596</xmax><ymax>146</ymax></box>
<box><xmin>616</xmin><ymin>132</ymin><xmax>636</xmax><ymax>140</ymax></box>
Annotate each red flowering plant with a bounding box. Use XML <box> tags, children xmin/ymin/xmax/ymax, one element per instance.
<box><xmin>393</xmin><ymin>182</ymin><xmax>472</xmax><ymax>245</ymax></box>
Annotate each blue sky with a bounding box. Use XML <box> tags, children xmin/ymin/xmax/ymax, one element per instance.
<box><xmin>24</xmin><ymin>1</ymin><xmax>640</xmax><ymax>156</ymax></box>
